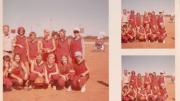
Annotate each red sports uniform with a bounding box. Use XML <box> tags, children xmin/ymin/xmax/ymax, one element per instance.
<box><xmin>55</xmin><ymin>38</ymin><xmax>70</xmax><ymax>63</ymax></box>
<box><xmin>135</xmin><ymin>14</ymin><xmax>142</xmax><ymax>27</ymax></box>
<box><xmin>129</xmin><ymin>12</ymin><xmax>136</xmax><ymax>27</ymax></box>
<box><xmin>42</xmin><ymin>39</ymin><xmax>54</xmax><ymax>61</ymax></box>
<box><xmin>71</xmin><ymin>60</ymin><xmax>89</xmax><ymax>89</ymax></box>
<box><xmin>70</xmin><ymin>38</ymin><xmax>83</xmax><ymax>63</ymax></box>
<box><xmin>157</xmin><ymin>27</ymin><xmax>167</xmax><ymax>42</ymax></box>
<box><xmin>29</xmin><ymin>62</ymin><xmax>45</xmax><ymax>82</ymax></box>
<box><xmin>14</xmin><ymin>35</ymin><xmax>28</xmax><ymax>62</ymax></box>
<box><xmin>28</xmin><ymin>39</ymin><xmax>38</xmax><ymax>60</ymax></box>
<box><xmin>143</xmin><ymin>16</ymin><xmax>149</xmax><ymax>27</ymax></box>
<box><xmin>150</xmin><ymin>14</ymin><xmax>157</xmax><ymax>27</ymax></box>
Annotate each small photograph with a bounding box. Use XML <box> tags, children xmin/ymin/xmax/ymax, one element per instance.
<box><xmin>121</xmin><ymin>0</ymin><xmax>175</xmax><ymax>48</ymax></box>
<box><xmin>122</xmin><ymin>56</ymin><xmax>175</xmax><ymax>101</ymax></box>
<box><xmin>3</xmin><ymin>0</ymin><xmax>108</xmax><ymax>101</ymax></box>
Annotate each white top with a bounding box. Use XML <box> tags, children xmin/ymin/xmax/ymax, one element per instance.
<box><xmin>3</xmin><ymin>33</ymin><xmax>15</xmax><ymax>51</ymax></box>
<box><xmin>122</xmin><ymin>14</ymin><xmax>129</xmax><ymax>23</ymax></box>
<box><xmin>122</xmin><ymin>74</ymin><xmax>130</xmax><ymax>84</ymax></box>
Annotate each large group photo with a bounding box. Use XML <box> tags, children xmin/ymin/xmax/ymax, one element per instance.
<box><xmin>122</xmin><ymin>56</ymin><xmax>175</xmax><ymax>101</ymax></box>
<box><xmin>3</xmin><ymin>0</ymin><xmax>109</xmax><ymax>101</ymax></box>
<box><xmin>121</xmin><ymin>0</ymin><xmax>175</xmax><ymax>48</ymax></box>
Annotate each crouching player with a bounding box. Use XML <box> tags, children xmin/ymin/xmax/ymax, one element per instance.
<box><xmin>3</xmin><ymin>55</ymin><xmax>13</xmax><ymax>91</ymax></box>
<box><xmin>9</xmin><ymin>54</ymin><xmax>29</xmax><ymax>89</ymax></box>
<box><xmin>136</xmin><ymin>25</ymin><xmax>146</xmax><ymax>42</ymax></box>
<box><xmin>148</xmin><ymin>25</ymin><xmax>159</xmax><ymax>42</ymax></box>
<box><xmin>71</xmin><ymin>51</ymin><xmax>89</xmax><ymax>92</ymax></box>
<box><xmin>58</xmin><ymin>55</ymin><xmax>75</xmax><ymax>90</ymax></box>
<box><xmin>157</xmin><ymin>24</ymin><xmax>167</xmax><ymax>43</ymax></box>
<box><xmin>29</xmin><ymin>54</ymin><xmax>46</xmax><ymax>88</ymax></box>
<box><xmin>44</xmin><ymin>53</ymin><xmax>61</xmax><ymax>90</ymax></box>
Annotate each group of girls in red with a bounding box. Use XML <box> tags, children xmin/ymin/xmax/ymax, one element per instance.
<box><xmin>122</xmin><ymin>71</ymin><xmax>168</xmax><ymax>101</ymax></box>
<box><xmin>3</xmin><ymin>26</ymin><xmax>89</xmax><ymax>93</ymax></box>
<box><xmin>122</xmin><ymin>10</ymin><xmax>167</xmax><ymax>43</ymax></box>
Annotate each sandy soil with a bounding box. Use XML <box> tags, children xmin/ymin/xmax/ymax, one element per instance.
<box><xmin>122</xmin><ymin>17</ymin><xmax>175</xmax><ymax>49</ymax></box>
<box><xmin>3</xmin><ymin>43</ymin><xmax>109</xmax><ymax>101</ymax></box>
<box><xmin>165</xmin><ymin>78</ymin><xmax>175</xmax><ymax>101</ymax></box>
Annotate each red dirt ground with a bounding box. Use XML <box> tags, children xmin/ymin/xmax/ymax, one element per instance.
<box><xmin>3</xmin><ymin>43</ymin><xmax>109</xmax><ymax>101</ymax></box>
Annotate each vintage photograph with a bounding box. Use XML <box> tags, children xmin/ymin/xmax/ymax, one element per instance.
<box><xmin>3</xmin><ymin>0</ymin><xmax>108</xmax><ymax>101</ymax></box>
<box><xmin>122</xmin><ymin>56</ymin><xmax>175</xmax><ymax>101</ymax></box>
<box><xmin>121</xmin><ymin>0</ymin><xmax>175</xmax><ymax>48</ymax></box>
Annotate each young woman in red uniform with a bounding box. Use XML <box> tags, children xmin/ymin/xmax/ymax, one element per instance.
<box><xmin>144</xmin><ymin>73</ymin><xmax>151</xmax><ymax>88</ymax></box>
<box><xmin>159</xmin><ymin>84</ymin><xmax>168</xmax><ymax>101</ymax></box>
<box><xmin>126</xmin><ymin>24</ymin><xmax>136</xmax><ymax>42</ymax></box>
<box><xmin>148</xmin><ymin>25</ymin><xmax>159</xmax><ymax>42</ymax></box>
<box><xmin>145</xmin><ymin>23</ymin><xmax>152</xmax><ymax>42</ymax></box>
<box><xmin>150</xmin><ymin>11</ymin><xmax>157</xmax><ymax>28</ymax></box>
<box><xmin>122</xmin><ymin>85</ymin><xmax>130</xmax><ymax>101</ymax></box>
<box><xmin>135</xmin><ymin>12</ymin><xmax>142</xmax><ymax>28</ymax></box>
<box><xmin>157</xmin><ymin>24</ymin><xmax>167</xmax><ymax>43</ymax></box>
<box><xmin>52</xmin><ymin>31</ymin><xmax>60</xmax><ymax>62</ymax></box>
<box><xmin>13</xmin><ymin>27</ymin><xmax>29</xmax><ymax>73</ymax></box>
<box><xmin>157</xmin><ymin>12</ymin><xmax>164</xmax><ymax>28</ymax></box>
<box><xmin>70</xmin><ymin>28</ymin><xmax>84</xmax><ymax>63</ymax></box>
<box><xmin>137</xmin><ymin>25</ymin><xmax>146</xmax><ymax>41</ymax></box>
<box><xmin>58</xmin><ymin>55</ymin><xmax>75</xmax><ymax>90</ymax></box>
<box><xmin>127</xmin><ymin>85</ymin><xmax>136</xmax><ymax>101</ymax></box>
<box><xmin>152</xmin><ymin>86</ymin><xmax>160</xmax><ymax>101</ymax></box>
<box><xmin>158</xmin><ymin>72</ymin><xmax>165</xmax><ymax>87</ymax></box>
<box><xmin>137</xmin><ymin>86</ymin><xmax>147</xmax><ymax>101</ymax></box>
<box><xmin>55</xmin><ymin>29</ymin><xmax>71</xmax><ymax>63</ymax></box>
<box><xmin>121</xmin><ymin>25</ymin><xmax>129</xmax><ymax>43</ymax></box>
<box><xmin>3</xmin><ymin>55</ymin><xmax>13</xmax><ymax>91</ymax></box>
<box><xmin>29</xmin><ymin>54</ymin><xmax>45</xmax><ymax>88</ymax></box>
<box><xmin>41</xmin><ymin>29</ymin><xmax>56</xmax><ymax>61</ymax></box>
<box><xmin>9</xmin><ymin>54</ymin><xmax>28</xmax><ymax>89</ymax></box>
<box><xmin>151</xmin><ymin>72</ymin><xmax>159</xmax><ymax>88</ymax></box>
<box><xmin>143</xmin><ymin>12</ymin><xmax>150</xmax><ymax>27</ymax></box>
<box><xmin>27</xmin><ymin>32</ymin><xmax>40</xmax><ymax>62</ymax></box>
<box><xmin>128</xmin><ymin>10</ymin><xmax>136</xmax><ymax>27</ymax></box>
<box><xmin>71</xmin><ymin>51</ymin><xmax>89</xmax><ymax>92</ymax></box>
<box><xmin>129</xmin><ymin>71</ymin><xmax>137</xmax><ymax>88</ymax></box>
<box><xmin>44</xmin><ymin>53</ymin><xmax>60</xmax><ymax>89</ymax></box>
<box><xmin>136</xmin><ymin>73</ymin><xmax>142</xmax><ymax>90</ymax></box>
<box><xmin>146</xmin><ymin>84</ymin><xmax>153</xmax><ymax>101</ymax></box>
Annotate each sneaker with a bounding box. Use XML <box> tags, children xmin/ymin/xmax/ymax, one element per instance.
<box><xmin>80</xmin><ymin>85</ymin><xmax>86</xmax><ymax>93</ymax></box>
<box><xmin>67</xmin><ymin>86</ymin><xmax>72</xmax><ymax>92</ymax></box>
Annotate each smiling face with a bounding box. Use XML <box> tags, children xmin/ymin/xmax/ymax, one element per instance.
<box><xmin>61</xmin><ymin>55</ymin><xmax>68</xmax><ymax>64</ymax></box>
<box><xmin>18</xmin><ymin>27</ymin><xmax>25</xmax><ymax>35</ymax></box>
<box><xmin>36</xmin><ymin>54</ymin><xmax>42</xmax><ymax>63</ymax></box>
<box><xmin>47</xmin><ymin>54</ymin><xmax>56</xmax><ymax>64</ymax></box>
<box><xmin>14</xmin><ymin>54</ymin><xmax>21</xmax><ymax>62</ymax></box>
<box><xmin>29</xmin><ymin>32</ymin><xmax>36</xmax><ymax>40</ymax></box>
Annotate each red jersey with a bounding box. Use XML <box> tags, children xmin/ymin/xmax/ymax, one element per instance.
<box><xmin>143</xmin><ymin>16</ymin><xmax>149</xmax><ymax>24</ymax></box>
<box><xmin>28</xmin><ymin>39</ymin><xmax>38</xmax><ymax>59</ymax></box>
<box><xmin>73</xmin><ymin>60</ymin><xmax>88</xmax><ymax>76</ymax></box>
<box><xmin>55</xmin><ymin>38</ymin><xmax>70</xmax><ymax>57</ymax></box>
<box><xmin>14</xmin><ymin>35</ymin><xmax>27</xmax><ymax>54</ymax></box>
<box><xmin>42</xmin><ymin>38</ymin><xmax>53</xmax><ymax>50</ymax></box>
<box><xmin>136</xmin><ymin>15</ymin><xmax>142</xmax><ymax>26</ymax></box>
<box><xmin>33</xmin><ymin>62</ymin><xmax>44</xmax><ymax>74</ymax></box>
<box><xmin>46</xmin><ymin>64</ymin><xmax>57</xmax><ymax>75</ymax></box>
<box><xmin>137</xmin><ymin>77</ymin><xmax>142</xmax><ymax>88</ymax></box>
<box><xmin>157</xmin><ymin>16</ymin><xmax>164</xmax><ymax>25</ymax></box>
<box><xmin>58</xmin><ymin>63</ymin><xmax>72</xmax><ymax>75</ymax></box>
<box><xmin>11</xmin><ymin>63</ymin><xmax>24</xmax><ymax>78</ymax></box>
<box><xmin>159</xmin><ymin>28</ymin><xmax>166</xmax><ymax>35</ymax></box>
<box><xmin>70</xmin><ymin>38</ymin><xmax>83</xmax><ymax>56</ymax></box>
<box><xmin>150</xmin><ymin>15</ymin><xmax>157</xmax><ymax>26</ymax></box>
<box><xmin>158</xmin><ymin>76</ymin><xmax>165</xmax><ymax>85</ymax></box>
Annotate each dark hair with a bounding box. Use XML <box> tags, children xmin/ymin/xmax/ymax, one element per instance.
<box><xmin>3</xmin><ymin>55</ymin><xmax>11</xmax><ymax>62</ymax></box>
<box><xmin>17</xmin><ymin>27</ymin><xmax>25</xmax><ymax>35</ymax></box>
<box><xmin>59</xmin><ymin>29</ymin><xmax>66</xmax><ymax>34</ymax></box>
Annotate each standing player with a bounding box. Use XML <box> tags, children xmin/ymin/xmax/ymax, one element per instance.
<box><xmin>71</xmin><ymin>51</ymin><xmax>89</xmax><ymax>92</ymax></box>
<box><xmin>70</xmin><ymin>28</ymin><xmax>85</xmax><ymax>63</ymax></box>
<box><xmin>157</xmin><ymin>12</ymin><xmax>165</xmax><ymax>28</ymax></box>
<box><xmin>128</xmin><ymin>10</ymin><xmax>136</xmax><ymax>27</ymax></box>
<box><xmin>143</xmin><ymin>12</ymin><xmax>150</xmax><ymax>27</ymax></box>
<box><xmin>27</xmin><ymin>32</ymin><xmax>40</xmax><ymax>62</ymax></box>
<box><xmin>13</xmin><ymin>27</ymin><xmax>29</xmax><ymax>73</ymax></box>
<box><xmin>135</xmin><ymin>12</ymin><xmax>142</xmax><ymax>28</ymax></box>
<box><xmin>55</xmin><ymin>29</ymin><xmax>71</xmax><ymax>63</ymax></box>
<box><xmin>40</xmin><ymin>29</ymin><xmax>56</xmax><ymax>61</ymax></box>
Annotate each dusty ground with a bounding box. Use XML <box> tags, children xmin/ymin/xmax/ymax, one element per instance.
<box><xmin>165</xmin><ymin>78</ymin><xmax>175</xmax><ymax>101</ymax></box>
<box><xmin>122</xmin><ymin>17</ymin><xmax>175</xmax><ymax>48</ymax></box>
<box><xmin>3</xmin><ymin>42</ymin><xmax>109</xmax><ymax>101</ymax></box>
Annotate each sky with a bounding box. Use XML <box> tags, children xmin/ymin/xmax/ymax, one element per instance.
<box><xmin>3</xmin><ymin>0</ymin><xmax>108</xmax><ymax>36</ymax></box>
<box><xmin>122</xmin><ymin>56</ymin><xmax>175</xmax><ymax>75</ymax></box>
<box><xmin>122</xmin><ymin>0</ymin><xmax>174</xmax><ymax>15</ymax></box>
